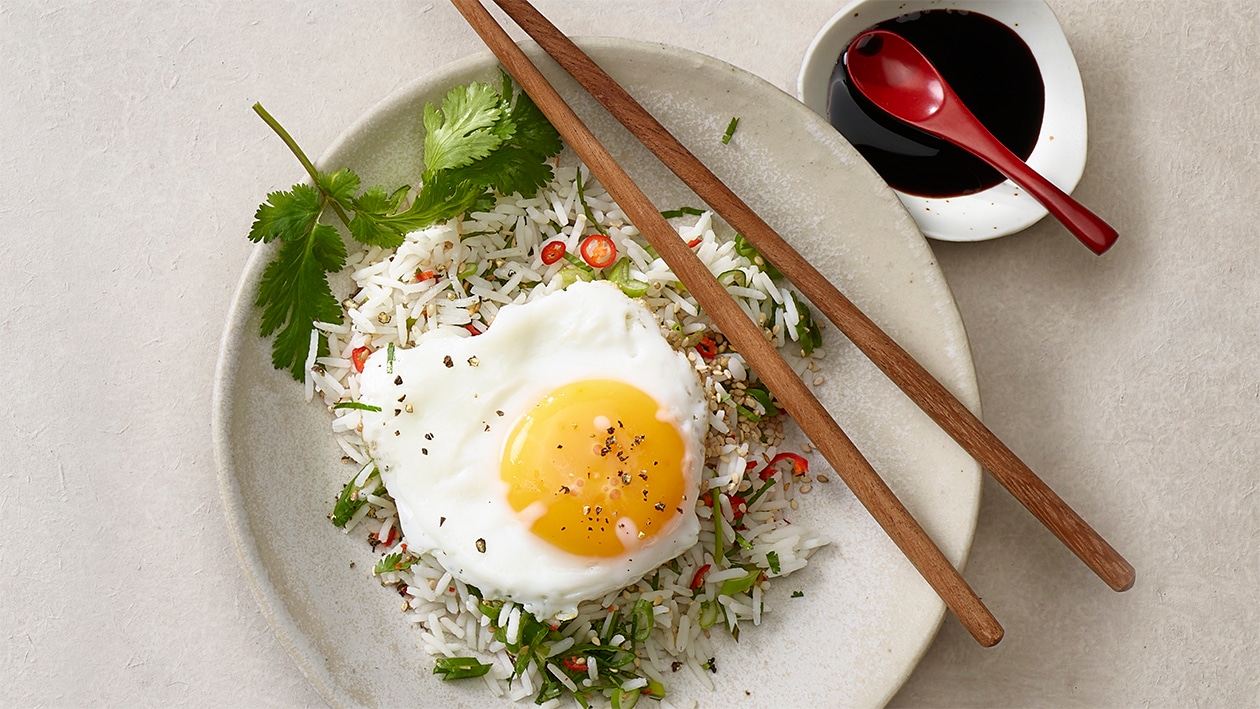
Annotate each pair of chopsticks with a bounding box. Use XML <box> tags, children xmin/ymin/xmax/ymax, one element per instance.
<box><xmin>452</xmin><ymin>0</ymin><xmax>1133</xmax><ymax>647</ymax></box>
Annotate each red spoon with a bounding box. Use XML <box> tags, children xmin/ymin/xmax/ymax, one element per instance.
<box><xmin>845</xmin><ymin>30</ymin><xmax>1118</xmax><ymax>255</ymax></box>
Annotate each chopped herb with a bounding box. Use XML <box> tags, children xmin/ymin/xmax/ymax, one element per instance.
<box><xmin>766</xmin><ymin>550</ymin><xmax>781</xmax><ymax>575</ymax></box>
<box><xmin>722</xmin><ymin>116</ymin><xmax>739</xmax><ymax>144</ymax></box>
<box><xmin>789</xmin><ymin>290</ymin><xmax>824</xmax><ymax>356</ymax></box>
<box><xmin>386</xmin><ymin>341</ymin><xmax>395</xmax><ymax>374</ymax></box>
<box><xmin>329</xmin><ymin>468</ymin><xmax>379</xmax><ymax>527</ymax></box>
<box><xmin>607</xmin><ymin>257</ymin><xmax>649</xmax><ymax>298</ymax></box>
<box><xmin>630</xmin><ymin>598</ymin><xmax>655</xmax><ymax>643</ymax></box>
<box><xmin>433</xmin><ymin>656</ymin><xmax>492</xmax><ymax>680</ymax></box>
<box><xmin>745</xmin><ymin>386</ymin><xmax>779</xmax><ymax>417</ymax></box>
<box><xmin>791</xmin><ymin>590</ymin><xmax>805</xmax><ymax>598</ymax></box>
<box><xmin>718</xmin><ymin>569</ymin><xmax>760</xmax><ymax>597</ymax></box>
<box><xmin>575</xmin><ymin>169</ymin><xmax>609</xmax><ymax>237</ymax></box>
<box><xmin>373</xmin><ymin>553</ymin><xmax>418</xmax><ymax>575</ymax></box>
<box><xmin>659</xmin><ymin>206</ymin><xmax>705</xmax><ymax>219</ymax></box>
<box><xmin>331</xmin><ymin>401</ymin><xmax>382</xmax><ymax>412</ymax></box>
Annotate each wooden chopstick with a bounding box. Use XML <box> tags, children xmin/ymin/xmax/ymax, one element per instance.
<box><xmin>451</xmin><ymin>0</ymin><xmax>1004</xmax><ymax>647</ymax></box>
<box><xmin>486</xmin><ymin>0</ymin><xmax>1135</xmax><ymax>595</ymax></box>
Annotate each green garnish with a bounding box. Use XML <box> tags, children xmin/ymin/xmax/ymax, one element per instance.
<box><xmin>331</xmin><ymin>401</ymin><xmax>382</xmax><ymax>412</ymax></box>
<box><xmin>386</xmin><ymin>341</ymin><xmax>395</xmax><ymax>374</ymax></box>
<box><xmin>732</xmin><ymin>232</ymin><xmax>782</xmax><ymax>280</ymax></box>
<box><xmin>745</xmin><ymin>386</ymin><xmax>779</xmax><ymax>417</ymax></box>
<box><xmin>659</xmin><ymin>206</ymin><xmax>705</xmax><ymax>219</ymax></box>
<box><xmin>248</xmin><ymin>75</ymin><xmax>561</xmax><ymax>380</ymax></box>
<box><xmin>630</xmin><ymin>598</ymin><xmax>655</xmax><ymax>644</ymax></box>
<box><xmin>742</xmin><ymin>474</ymin><xmax>779</xmax><ymax>509</ymax></box>
<box><xmin>607</xmin><ymin>257</ymin><xmax>649</xmax><ymax>298</ymax></box>
<box><xmin>722</xmin><ymin>116</ymin><xmax>739</xmax><ymax>144</ymax></box>
<box><xmin>575</xmin><ymin>169</ymin><xmax>609</xmax><ymax>237</ymax></box>
<box><xmin>791</xmin><ymin>590</ymin><xmax>805</xmax><ymax>598</ymax></box>
<box><xmin>718</xmin><ymin>569</ymin><xmax>761</xmax><ymax>597</ymax></box>
<box><xmin>433</xmin><ymin>656</ymin><xmax>493</xmax><ymax>680</ymax></box>
<box><xmin>329</xmin><ymin>469</ymin><xmax>381</xmax><ymax>528</ymax></box>
<box><xmin>698</xmin><ymin>599</ymin><xmax>720</xmax><ymax>629</ymax></box>
<box><xmin>372</xmin><ymin>552</ymin><xmax>417</xmax><ymax>575</ymax></box>
<box><xmin>789</xmin><ymin>290</ymin><xmax>824</xmax><ymax>356</ymax></box>
<box><xmin>766</xmin><ymin>550</ymin><xmax>781</xmax><ymax>575</ymax></box>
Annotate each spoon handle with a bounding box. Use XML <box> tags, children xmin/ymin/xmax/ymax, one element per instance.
<box><xmin>937</xmin><ymin>111</ymin><xmax>1118</xmax><ymax>254</ymax></box>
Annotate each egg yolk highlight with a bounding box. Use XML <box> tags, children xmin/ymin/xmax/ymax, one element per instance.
<box><xmin>501</xmin><ymin>380</ymin><xmax>690</xmax><ymax>558</ymax></box>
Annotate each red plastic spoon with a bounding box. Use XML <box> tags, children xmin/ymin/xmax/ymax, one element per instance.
<box><xmin>845</xmin><ymin>30</ymin><xmax>1118</xmax><ymax>254</ymax></box>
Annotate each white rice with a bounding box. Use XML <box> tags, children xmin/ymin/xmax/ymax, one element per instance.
<box><xmin>312</xmin><ymin>157</ymin><xmax>828</xmax><ymax>706</ymax></box>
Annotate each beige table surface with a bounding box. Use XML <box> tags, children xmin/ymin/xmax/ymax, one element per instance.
<box><xmin>2</xmin><ymin>1</ymin><xmax>1256</xmax><ymax>706</ymax></box>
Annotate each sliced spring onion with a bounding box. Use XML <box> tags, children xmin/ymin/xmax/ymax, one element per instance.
<box><xmin>332</xmin><ymin>401</ymin><xmax>382</xmax><ymax>412</ymax></box>
<box><xmin>698</xmin><ymin>599</ymin><xmax>720</xmax><ymax>629</ymax></box>
<box><xmin>432</xmin><ymin>656</ymin><xmax>492</xmax><ymax>680</ymax></box>
<box><xmin>611</xmin><ymin>687</ymin><xmax>640</xmax><ymax>709</ymax></box>
<box><xmin>659</xmin><ymin>206</ymin><xmax>705</xmax><ymax>219</ymax></box>
<box><xmin>718</xmin><ymin>569</ymin><xmax>760</xmax><ymax>597</ymax></box>
<box><xmin>575</xmin><ymin>169</ymin><xmax>609</xmax><ymax>237</ymax></box>
<box><xmin>630</xmin><ymin>598</ymin><xmax>654</xmax><ymax>643</ymax></box>
<box><xmin>717</xmin><ymin>268</ymin><xmax>747</xmax><ymax>288</ymax></box>
<box><xmin>607</xmin><ymin>256</ymin><xmax>649</xmax><ymax>297</ymax></box>
<box><xmin>722</xmin><ymin>116</ymin><xmax>739</xmax><ymax>144</ymax></box>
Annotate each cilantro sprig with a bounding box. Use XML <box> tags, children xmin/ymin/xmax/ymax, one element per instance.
<box><xmin>248</xmin><ymin>75</ymin><xmax>561</xmax><ymax>380</ymax></box>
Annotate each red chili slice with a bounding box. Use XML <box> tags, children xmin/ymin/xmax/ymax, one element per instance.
<box><xmin>579</xmin><ymin>234</ymin><xmax>617</xmax><ymax>268</ymax></box>
<box><xmin>351</xmin><ymin>346</ymin><xmax>371</xmax><ymax>373</ymax></box>
<box><xmin>687</xmin><ymin>236</ymin><xmax>703</xmax><ymax>248</ymax></box>
<box><xmin>415</xmin><ymin>269</ymin><xmax>436</xmax><ymax>282</ymax></box>
<box><xmin>561</xmin><ymin>656</ymin><xmax>588</xmax><ymax>672</ymax></box>
<box><xmin>689</xmin><ymin>563</ymin><xmax>712</xmax><ymax>590</ymax></box>
<box><xmin>464</xmin><ymin>323</ymin><xmax>482</xmax><ymax>336</ymax></box>
<box><xmin>729</xmin><ymin>495</ymin><xmax>747</xmax><ymax>522</ymax></box>
<box><xmin>378</xmin><ymin>525</ymin><xmax>397</xmax><ymax>546</ymax></box>
<box><xmin>695</xmin><ymin>335</ymin><xmax>717</xmax><ymax>361</ymax></box>
<box><xmin>761</xmin><ymin>452</ymin><xmax>810</xmax><ymax>480</ymax></box>
<box><xmin>540</xmin><ymin>240</ymin><xmax>567</xmax><ymax>265</ymax></box>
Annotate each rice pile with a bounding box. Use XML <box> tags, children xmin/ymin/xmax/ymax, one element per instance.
<box><xmin>305</xmin><ymin>158</ymin><xmax>829</xmax><ymax>708</ymax></box>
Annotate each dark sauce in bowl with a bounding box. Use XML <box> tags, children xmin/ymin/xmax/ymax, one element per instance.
<box><xmin>828</xmin><ymin>9</ymin><xmax>1045</xmax><ymax>198</ymax></box>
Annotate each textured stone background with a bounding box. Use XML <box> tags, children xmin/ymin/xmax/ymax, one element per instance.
<box><xmin>1</xmin><ymin>1</ymin><xmax>1254</xmax><ymax>706</ymax></box>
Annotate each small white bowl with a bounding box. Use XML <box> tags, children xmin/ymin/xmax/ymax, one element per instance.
<box><xmin>798</xmin><ymin>0</ymin><xmax>1088</xmax><ymax>242</ymax></box>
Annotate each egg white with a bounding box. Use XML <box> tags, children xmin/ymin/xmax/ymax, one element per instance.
<box><xmin>358</xmin><ymin>281</ymin><xmax>708</xmax><ymax>618</ymax></box>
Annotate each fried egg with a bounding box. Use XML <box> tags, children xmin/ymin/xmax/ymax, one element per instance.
<box><xmin>358</xmin><ymin>281</ymin><xmax>707</xmax><ymax>618</ymax></box>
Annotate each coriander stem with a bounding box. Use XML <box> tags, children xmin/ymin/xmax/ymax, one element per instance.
<box><xmin>253</xmin><ymin>102</ymin><xmax>355</xmax><ymax>228</ymax></box>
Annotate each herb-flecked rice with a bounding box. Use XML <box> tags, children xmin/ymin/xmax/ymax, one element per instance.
<box><xmin>307</xmin><ymin>156</ymin><xmax>829</xmax><ymax>708</ymax></box>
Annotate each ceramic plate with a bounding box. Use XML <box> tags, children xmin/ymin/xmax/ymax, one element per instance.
<box><xmin>213</xmin><ymin>38</ymin><xmax>982</xmax><ymax>708</ymax></box>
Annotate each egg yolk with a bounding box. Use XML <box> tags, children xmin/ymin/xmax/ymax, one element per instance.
<box><xmin>501</xmin><ymin>380</ymin><xmax>691</xmax><ymax>558</ymax></box>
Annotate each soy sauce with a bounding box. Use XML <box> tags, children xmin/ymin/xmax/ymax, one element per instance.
<box><xmin>828</xmin><ymin>9</ymin><xmax>1044</xmax><ymax>197</ymax></box>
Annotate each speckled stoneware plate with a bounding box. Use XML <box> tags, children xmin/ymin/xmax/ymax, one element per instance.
<box><xmin>213</xmin><ymin>38</ymin><xmax>982</xmax><ymax>709</ymax></box>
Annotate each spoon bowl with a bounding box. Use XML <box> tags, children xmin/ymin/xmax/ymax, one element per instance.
<box><xmin>845</xmin><ymin>29</ymin><xmax>1118</xmax><ymax>254</ymax></box>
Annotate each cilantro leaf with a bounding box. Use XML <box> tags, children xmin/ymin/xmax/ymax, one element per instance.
<box><xmin>249</xmin><ymin>184</ymin><xmax>322</xmax><ymax>244</ymax></box>
<box><xmin>316</xmin><ymin>168</ymin><xmax>361</xmax><ymax>205</ymax></box>
<box><xmin>506</xmin><ymin>85</ymin><xmax>562</xmax><ymax>159</ymax></box>
<box><xmin>373</xmin><ymin>552</ymin><xmax>418</xmax><ymax>575</ymax></box>
<box><xmin>255</xmin><ymin>222</ymin><xmax>345</xmax><ymax>379</ymax></box>
<box><xmin>451</xmin><ymin>144</ymin><xmax>555</xmax><ymax>198</ymax></box>
<box><xmin>423</xmin><ymin>82</ymin><xmax>507</xmax><ymax>174</ymax></box>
